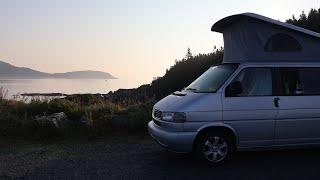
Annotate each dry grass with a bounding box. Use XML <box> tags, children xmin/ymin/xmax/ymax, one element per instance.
<box><xmin>0</xmin><ymin>87</ymin><xmax>8</xmax><ymax>99</ymax></box>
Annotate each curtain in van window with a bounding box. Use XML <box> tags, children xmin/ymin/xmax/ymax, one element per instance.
<box><xmin>241</xmin><ymin>68</ymin><xmax>272</xmax><ymax>96</ymax></box>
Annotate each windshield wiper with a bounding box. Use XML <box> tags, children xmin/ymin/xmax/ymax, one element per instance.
<box><xmin>184</xmin><ymin>88</ymin><xmax>217</xmax><ymax>93</ymax></box>
<box><xmin>185</xmin><ymin>88</ymin><xmax>197</xmax><ymax>91</ymax></box>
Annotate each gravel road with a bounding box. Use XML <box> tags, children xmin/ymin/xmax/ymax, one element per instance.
<box><xmin>1</xmin><ymin>135</ymin><xmax>320</xmax><ymax>180</ymax></box>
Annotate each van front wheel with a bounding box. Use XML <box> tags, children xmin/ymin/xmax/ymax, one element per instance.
<box><xmin>195</xmin><ymin>131</ymin><xmax>234</xmax><ymax>166</ymax></box>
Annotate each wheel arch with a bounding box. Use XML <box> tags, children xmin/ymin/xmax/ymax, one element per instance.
<box><xmin>193</xmin><ymin>123</ymin><xmax>238</xmax><ymax>151</ymax></box>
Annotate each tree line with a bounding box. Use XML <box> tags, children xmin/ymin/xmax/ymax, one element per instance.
<box><xmin>286</xmin><ymin>8</ymin><xmax>320</xmax><ymax>33</ymax></box>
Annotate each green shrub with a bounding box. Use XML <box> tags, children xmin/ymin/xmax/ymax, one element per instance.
<box><xmin>126</xmin><ymin>101</ymin><xmax>155</xmax><ymax>133</ymax></box>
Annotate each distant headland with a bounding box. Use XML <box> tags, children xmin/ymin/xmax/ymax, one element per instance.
<box><xmin>0</xmin><ymin>61</ymin><xmax>116</xmax><ymax>79</ymax></box>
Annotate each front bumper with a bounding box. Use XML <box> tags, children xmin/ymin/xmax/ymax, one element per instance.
<box><xmin>148</xmin><ymin>121</ymin><xmax>197</xmax><ymax>153</ymax></box>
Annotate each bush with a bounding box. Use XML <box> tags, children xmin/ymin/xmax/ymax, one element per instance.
<box><xmin>0</xmin><ymin>96</ymin><xmax>123</xmax><ymax>140</ymax></box>
<box><xmin>0</xmin><ymin>94</ymin><xmax>155</xmax><ymax>140</ymax></box>
<box><xmin>126</xmin><ymin>101</ymin><xmax>155</xmax><ymax>133</ymax></box>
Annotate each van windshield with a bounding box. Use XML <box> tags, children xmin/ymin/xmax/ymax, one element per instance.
<box><xmin>184</xmin><ymin>64</ymin><xmax>238</xmax><ymax>93</ymax></box>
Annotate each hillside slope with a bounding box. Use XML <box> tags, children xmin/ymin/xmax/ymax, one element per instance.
<box><xmin>0</xmin><ymin>61</ymin><xmax>49</xmax><ymax>78</ymax></box>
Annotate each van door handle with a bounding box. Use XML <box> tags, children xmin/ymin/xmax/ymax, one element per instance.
<box><xmin>274</xmin><ymin>97</ymin><xmax>280</xmax><ymax>108</ymax></box>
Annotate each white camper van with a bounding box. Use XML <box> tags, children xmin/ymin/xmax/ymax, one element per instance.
<box><xmin>148</xmin><ymin>13</ymin><xmax>320</xmax><ymax>165</ymax></box>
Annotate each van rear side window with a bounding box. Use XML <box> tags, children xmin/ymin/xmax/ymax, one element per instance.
<box><xmin>279</xmin><ymin>68</ymin><xmax>320</xmax><ymax>96</ymax></box>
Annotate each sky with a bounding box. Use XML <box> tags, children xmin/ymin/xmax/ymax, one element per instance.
<box><xmin>0</xmin><ymin>0</ymin><xmax>319</xmax><ymax>88</ymax></box>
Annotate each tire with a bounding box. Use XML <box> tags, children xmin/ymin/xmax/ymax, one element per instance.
<box><xmin>195</xmin><ymin>131</ymin><xmax>235</xmax><ymax>166</ymax></box>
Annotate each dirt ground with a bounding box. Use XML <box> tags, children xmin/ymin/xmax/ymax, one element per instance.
<box><xmin>1</xmin><ymin>135</ymin><xmax>320</xmax><ymax>180</ymax></box>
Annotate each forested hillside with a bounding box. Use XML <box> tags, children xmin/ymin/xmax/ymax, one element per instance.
<box><xmin>108</xmin><ymin>9</ymin><xmax>320</xmax><ymax>105</ymax></box>
<box><xmin>150</xmin><ymin>48</ymin><xmax>223</xmax><ymax>98</ymax></box>
<box><xmin>286</xmin><ymin>8</ymin><xmax>320</xmax><ymax>33</ymax></box>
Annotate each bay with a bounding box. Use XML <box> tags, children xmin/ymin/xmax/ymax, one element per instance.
<box><xmin>0</xmin><ymin>78</ymin><xmax>140</xmax><ymax>99</ymax></box>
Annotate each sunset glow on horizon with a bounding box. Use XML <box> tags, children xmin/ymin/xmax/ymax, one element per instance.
<box><xmin>1</xmin><ymin>0</ymin><xmax>319</xmax><ymax>88</ymax></box>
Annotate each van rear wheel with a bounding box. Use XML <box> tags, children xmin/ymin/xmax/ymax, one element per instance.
<box><xmin>195</xmin><ymin>131</ymin><xmax>235</xmax><ymax>166</ymax></box>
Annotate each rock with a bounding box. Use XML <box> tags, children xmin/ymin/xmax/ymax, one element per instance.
<box><xmin>35</xmin><ymin>112</ymin><xmax>68</xmax><ymax>128</ymax></box>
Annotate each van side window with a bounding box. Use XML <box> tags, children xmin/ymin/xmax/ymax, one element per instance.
<box><xmin>226</xmin><ymin>68</ymin><xmax>272</xmax><ymax>97</ymax></box>
<box><xmin>280</xmin><ymin>68</ymin><xmax>320</xmax><ymax>96</ymax></box>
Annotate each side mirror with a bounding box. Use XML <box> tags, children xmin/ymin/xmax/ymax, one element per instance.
<box><xmin>226</xmin><ymin>81</ymin><xmax>243</xmax><ymax>97</ymax></box>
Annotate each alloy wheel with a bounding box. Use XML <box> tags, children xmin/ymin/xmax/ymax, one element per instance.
<box><xmin>202</xmin><ymin>136</ymin><xmax>228</xmax><ymax>163</ymax></box>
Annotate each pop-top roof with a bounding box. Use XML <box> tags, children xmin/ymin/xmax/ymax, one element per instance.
<box><xmin>211</xmin><ymin>13</ymin><xmax>320</xmax><ymax>63</ymax></box>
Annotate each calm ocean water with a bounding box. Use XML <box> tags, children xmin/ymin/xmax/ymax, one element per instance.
<box><xmin>0</xmin><ymin>79</ymin><xmax>140</xmax><ymax>99</ymax></box>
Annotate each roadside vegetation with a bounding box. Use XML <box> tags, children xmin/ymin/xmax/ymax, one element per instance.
<box><xmin>0</xmin><ymin>9</ymin><xmax>319</xmax><ymax>141</ymax></box>
<box><xmin>0</xmin><ymin>90</ymin><xmax>155</xmax><ymax>140</ymax></box>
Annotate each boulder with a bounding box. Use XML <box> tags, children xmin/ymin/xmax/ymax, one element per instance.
<box><xmin>35</xmin><ymin>112</ymin><xmax>68</xmax><ymax>128</ymax></box>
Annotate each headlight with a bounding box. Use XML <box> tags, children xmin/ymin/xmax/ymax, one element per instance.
<box><xmin>162</xmin><ymin>112</ymin><xmax>186</xmax><ymax>123</ymax></box>
<box><xmin>162</xmin><ymin>112</ymin><xmax>174</xmax><ymax>121</ymax></box>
